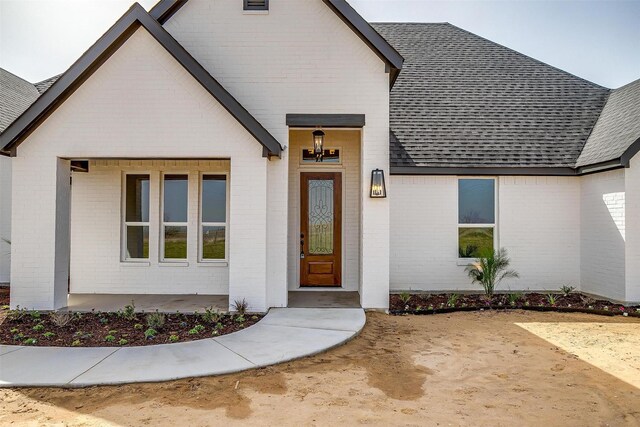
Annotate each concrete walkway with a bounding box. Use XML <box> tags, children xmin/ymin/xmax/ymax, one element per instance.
<box><xmin>0</xmin><ymin>308</ymin><xmax>365</xmax><ymax>388</ymax></box>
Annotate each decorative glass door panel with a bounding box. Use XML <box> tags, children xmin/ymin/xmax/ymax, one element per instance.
<box><xmin>300</xmin><ymin>173</ymin><xmax>342</xmax><ymax>287</ymax></box>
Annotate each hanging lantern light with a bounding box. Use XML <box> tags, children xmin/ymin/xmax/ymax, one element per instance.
<box><xmin>313</xmin><ymin>129</ymin><xmax>325</xmax><ymax>162</ymax></box>
<box><xmin>370</xmin><ymin>169</ymin><xmax>387</xmax><ymax>198</ymax></box>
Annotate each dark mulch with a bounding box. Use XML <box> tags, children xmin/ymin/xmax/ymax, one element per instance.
<box><xmin>0</xmin><ymin>308</ymin><xmax>262</xmax><ymax>347</ymax></box>
<box><xmin>390</xmin><ymin>292</ymin><xmax>640</xmax><ymax>317</ymax></box>
<box><xmin>0</xmin><ymin>287</ymin><xmax>9</xmax><ymax>306</ymax></box>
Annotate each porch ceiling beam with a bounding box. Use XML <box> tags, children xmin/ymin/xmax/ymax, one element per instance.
<box><xmin>286</xmin><ymin>114</ymin><xmax>365</xmax><ymax>128</ymax></box>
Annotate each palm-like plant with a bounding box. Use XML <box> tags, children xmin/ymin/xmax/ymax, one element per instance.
<box><xmin>465</xmin><ymin>248</ymin><xmax>519</xmax><ymax>298</ymax></box>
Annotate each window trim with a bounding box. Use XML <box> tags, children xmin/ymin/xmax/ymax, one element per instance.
<box><xmin>243</xmin><ymin>0</ymin><xmax>269</xmax><ymax>11</ymax></box>
<box><xmin>161</xmin><ymin>172</ymin><xmax>190</xmax><ymax>262</ymax></box>
<box><xmin>199</xmin><ymin>172</ymin><xmax>230</xmax><ymax>263</ymax></box>
<box><xmin>457</xmin><ymin>177</ymin><xmax>498</xmax><ymax>262</ymax></box>
<box><xmin>300</xmin><ymin>146</ymin><xmax>343</xmax><ymax>165</ymax></box>
<box><xmin>122</xmin><ymin>172</ymin><xmax>151</xmax><ymax>262</ymax></box>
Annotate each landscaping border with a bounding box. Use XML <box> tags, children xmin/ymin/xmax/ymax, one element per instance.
<box><xmin>391</xmin><ymin>305</ymin><xmax>640</xmax><ymax>318</ymax></box>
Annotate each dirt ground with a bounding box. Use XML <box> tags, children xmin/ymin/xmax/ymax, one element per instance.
<box><xmin>1</xmin><ymin>310</ymin><xmax>639</xmax><ymax>426</ymax></box>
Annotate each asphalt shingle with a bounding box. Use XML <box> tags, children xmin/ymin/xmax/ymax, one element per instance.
<box><xmin>0</xmin><ymin>69</ymin><xmax>40</xmax><ymax>134</ymax></box>
<box><xmin>372</xmin><ymin>23</ymin><xmax>611</xmax><ymax>169</ymax></box>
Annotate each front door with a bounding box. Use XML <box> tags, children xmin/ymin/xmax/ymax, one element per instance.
<box><xmin>300</xmin><ymin>172</ymin><xmax>342</xmax><ymax>287</ymax></box>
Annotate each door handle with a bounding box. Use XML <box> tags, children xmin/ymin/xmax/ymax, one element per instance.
<box><xmin>300</xmin><ymin>233</ymin><xmax>305</xmax><ymax>259</ymax></box>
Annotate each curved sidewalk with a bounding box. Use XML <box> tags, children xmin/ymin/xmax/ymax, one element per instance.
<box><xmin>0</xmin><ymin>308</ymin><xmax>365</xmax><ymax>388</ymax></box>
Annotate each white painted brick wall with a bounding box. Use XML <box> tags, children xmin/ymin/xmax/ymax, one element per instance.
<box><xmin>12</xmin><ymin>28</ymin><xmax>270</xmax><ymax>311</ymax></box>
<box><xmin>626</xmin><ymin>158</ymin><xmax>640</xmax><ymax>303</ymax></box>
<box><xmin>0</xmin><ymin>156</ymin><xmax>10</xmax><ymax>283</ymax></box>
<box><xmin>390</xmin><ymin>175</ymin><xmax>581</xmax><ymax>293</ymax></box>
<box><xmin>581</xmin><ymin>169</ymin><xmax>626</xmax><ymax>301</ymax></box>
<box><xmin>165</xmin><ymin>0</ymin><xmax>391</xmax><ymax>309</ymax></box>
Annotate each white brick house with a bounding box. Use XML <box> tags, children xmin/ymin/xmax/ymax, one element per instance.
<box><xmin>0</xmin><ymin>0</ymin><xmax>639</xmax><ymax>311</ymax></box>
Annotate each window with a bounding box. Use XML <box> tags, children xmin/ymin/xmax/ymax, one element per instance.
<box><xmin>200</xmin><ymin>175</ymin><xmax>228</xmax><ymax>261</ymax></box>
<box><xmin>458</xmin><ymin>178</ymin><xmax>496</xmax><ymax>258</ymax></box>
<box><xmin>301</xmin><ymin>148</ymin><xmax>341</xmax><ymax>164</ymax></box>
<box><xmin>162</xmin><ymin>174</ymin><xmax>189</xmax><ymax>260</ymax></box>
<box><xmin>243</xmin><ymin>0</ymin><xmax>268</xmax><ymax>11</ymax></box>
<box><xmin>123</xmin><ymin>174</ymin><xmax>150</xmax><ymax>260</ymax></box>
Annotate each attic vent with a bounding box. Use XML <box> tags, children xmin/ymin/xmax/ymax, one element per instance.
<box><xmin>244</xmin><ymin>0</ymin><xmax>268</xmax><ymax>11</ymax></box>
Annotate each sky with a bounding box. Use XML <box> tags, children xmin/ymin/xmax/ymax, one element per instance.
<box><xmin>0</xmin><ymin>0</ymin><xmax>638</xmax><ymax>88</ymax></box>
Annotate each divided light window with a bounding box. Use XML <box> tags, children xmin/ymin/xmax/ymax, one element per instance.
<box><xmin>124</xmin><ymin>174</ymin><xmax>150</xmax><ymax>260</ymax></box>
<box><xmin>163</xmin><ymin>174</ymin><xmax>189</xmax><ymax>261</ymax></box>
<box><xmin>200</xmin><ymin>175</ymin><xmax>228</xmax><ymax>261</ymax></box>
<box><xmin>458</xmin><ymin>178</ymin><xmax>496</xmax><ymax>259</ymax></box>
<box><xmin>243</xmin><ymin>0</ymin><xmax>268</xmax><ymax>11</ymax></box>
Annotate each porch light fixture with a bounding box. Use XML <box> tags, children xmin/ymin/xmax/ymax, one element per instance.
<box><xmin>370</xmin><ymin>169</ymin><xmax>387</xmax><ymax>198</ymax></box>
<box><xmin>312</xmin><ymin>129</ymin><xmax>325</xmax><ymax>162</ymax></box>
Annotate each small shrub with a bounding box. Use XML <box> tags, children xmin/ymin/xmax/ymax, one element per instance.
<box><xmin>560</xmin><ymin>285</ymin><xmax>575</xmax><ymax>297</ymax></box>
<box><xmin>146</xmin><ymin>312</ymin><xmax>166</xmax><ymax>330</ymax></box>
<box><xmin>50</xmin><ymin>311</ymin><xmax>72</xmax><ymax>327</ymax></box>
<box><xmin>235</xmin><ymin>315</ymin><xmax>245</xmax><ymax>323</ymax></box>
<box><xmin>104</xmin><ymin>335</ymin><xmax>116</xmax><ymax>343</ymax></box>
<box><xmin>546</xmin><ymin>293</ymin><xmax>557</xmax><ymax>306</ymax></box>
<box><xmin>188</xmin><ymin>324</ymin><xmax>205</xmax><ymax>335</ymax></box>
<box><xmin>71</xmin><ymin>339</ymin><xmax>81</xmax><ymax>346</ymax></box>
<box><xmin>108</xmin><ymin>330</ymin><xmax>118</xmax><ymax>335</ymax></box>
<box><xmin>1</xmin><ymin>305</ymin><xmax>9</xmax><ymax>310</ymax></box>
<box><xmin>211</xmin><ymin>330</ymin><xmax>219</xmax><ymax>336</ymax></box>
<box><xmin>215</xmin><ymin>322</ymin><xmax>224</xmax><ymax>330</ymax></box>
<box><xmin>13</xmin><ymin>332</ymin><xmax>25</xmax><ymax>341</ymax></box>
<box><xmin>169</xmin><ymin>334</ymin><xmax>179</xmax><ymax>343</ymax></box>
<box><xmin>29</xmin><ymin>311</ymin><xmax>41</xmax><ymax>320</ymax></box>
<box><xmin>507</xmin><ymin>292</ymin><xmax>523</xmax><ymax>306</ymax></box>
<box><xmin>24</xmin><ymin>338</ymin><xmax>37</xmax><ymax>345</ymax></box>
<box><xmin>201</xmin><ymin>307</ymin><xmax>221</xmax><ymax>324</ymax></box>
<box><xmin>398</xmin><ymin>292</ymin><xmax>411</xmax><ymax>305</ymax></box>
<box><xmin>232</xmin><ymin>299</ymin><xmax>249</xmax><ymax>315</ymax></box>
<box><xmin>10</xmin><ymin>327</ymin><xmax>18</xmax><ymax>334</ymax></box>
<box><xmin>466</xmin><ymin>248</ymin><xmax>519</xmax><ymax>297</ymax></box>
<box><xmin>7</xmin><ymin>307</ymin><xmax>28</xmax><ymax>322</ymax></box>
<box><xmin>43</xmin><ymin>332</ymin><xmax>55</xmax><ymax>339</ymax></box>
<box><xmin>134</xmin><ymin>323</ymin><xmax>144</xmax><ymax>330</ymax></box>
<box><xmin>32</xmin><ymin>323</ymin><xmax>44</xmax><ymax>332</ymax></box>
<box><xmin>446</xmin><ymin>293</ymin><xmax>460</xmax><ymax>307</ymax></box>
<box><xmin>118</xmin><ymin>339</ymin><xmax>128</xmax><ymax>346</ymax></box>
<box><xmin>99</xmin><ymin>317</ymin><xmax>109</xmax><ymax>325</ymax></box>
<box><xmin>119</xmin><ymin>301</ymin><xmax>136</xmax><ymax>321</ymax></box>
<box><xmin>144</xmin><ymin>328</ymin><xmax>158</xmax><ymax>339</ymax></box>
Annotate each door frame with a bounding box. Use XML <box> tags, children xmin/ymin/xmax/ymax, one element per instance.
<box><xmin>297</xmin><ymin>170</ymin><xmax>345</xmax><ymax>288</ymax></box>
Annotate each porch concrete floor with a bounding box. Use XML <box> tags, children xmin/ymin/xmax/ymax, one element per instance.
<box><xmin>288</xmin><ymin>291</ymin><xmax>361</xmax><ymax>308</ymax></box>
<box><xmin>65</xmin><ymin>294</ymin><xmax>228</xmax><ymax>314</ymax></box>
<box><xmin>0</xmin><ymin>308</ymin><xmax>365</xmax><ymax>387</ymax></box>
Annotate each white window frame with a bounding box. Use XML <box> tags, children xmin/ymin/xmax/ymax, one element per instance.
<box><xmin>161</xmin><ymin>172</ymin><xmax>190</xmax><ymax>262</ymax></box>
<box><xmin>457</xmin><ymin>177</ymin><xmax>498</xmax><ymax>263</ymax></box>
<box><xmin>122</xmin><ymin>172</ymin><xmax>151</xmax><ymax>262</ymax></box>
<box><xmin>199</xmin><ymin>172</ymin><xmax>230</xmax><ymax>263</ymax></box>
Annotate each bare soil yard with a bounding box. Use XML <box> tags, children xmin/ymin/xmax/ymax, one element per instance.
<box><xmin>1</xmin><ymin>310</ymin><xmax>639</xmax><ymax>426</ymax></box>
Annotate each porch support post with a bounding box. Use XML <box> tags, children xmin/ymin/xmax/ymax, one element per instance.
<box><xmin>10</xmin><ymin>156</ymin><xmax>71</xmax><ymax>310</ymax></box>
<box><xmin>359</xmin><ymin>125</ymin><xmax>391</xmax><ymax>310</ymax></box>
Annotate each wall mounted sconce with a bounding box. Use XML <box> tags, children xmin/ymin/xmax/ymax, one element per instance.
<box><xmin>370</xmin><ymin>169</ymin><xmax>387</xmax><ymax>198</ymax></box>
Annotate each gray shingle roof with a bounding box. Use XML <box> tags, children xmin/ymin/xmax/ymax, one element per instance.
<box><xmin>372</xmin><ymin>23</ymin><xmax>611</xmax><ymax>169</ymax></box>
<box><xmin>34</xmin><ymin>74</ymin><xmax>62</xmax><ymax>94</ymax></box>
<box><xmin>0</xmin><ymin>69</ymin><xmax>40</xmax><ymax>134</ymax></box>
<box><xmin>577</xmin><ymin>79</ymin><xmax>640</xmax><ymax>167</ymax></box>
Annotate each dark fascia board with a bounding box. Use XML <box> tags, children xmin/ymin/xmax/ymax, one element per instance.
<box><xmin>0</xmin><ymin>3</ymin><xmax>282</xmax><ymax>158</ymax></box>
<box><xmin>621</xmin><ymin>136</ymin><xmax>640</xmax><ymax>167</ymax></box>
<box><xmin>150</xmin><ymin>0</ymin><xmax>404</xmax><ymax>87</ymax></box>
<box><xmin>390</xmin><ymin>166</ymin><xmax>579</xmax><ymax>176</ymax></box>
<box><xmin>286</xmin><ymin>114</ymin><xmax>365</xmax><ymax>128</ymax></box>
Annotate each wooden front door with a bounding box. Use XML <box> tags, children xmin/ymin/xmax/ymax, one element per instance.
<box><xmin>300</xmin><ymin>172</ymin><xmax>342</xmax><ymax>287</ymax></box>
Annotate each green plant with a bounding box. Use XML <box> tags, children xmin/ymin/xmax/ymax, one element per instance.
<box><xmin>459</xmin><ymin>244</ymin><xmax>479</xmax><ymax>258</ymax></box>
<box><xmin>446</xmin><ymin>293</ymin><xmax>460</xmax><ymax>307</ymax></box>
<box><xmin>507</xmin><ymin>292</ymin><xmax>523</xmax><ymax>306</ymax></box>
<box><xmin>465</xmin><ymin>248</ymin><xmax>519</xmax><ymax>297</ymax></box>
<box><xmin>71</xmin><ymin>339</ymin><xmax>82</xmax><ymax>347</ymax></box>
<box><xmin>188</xmin><ymin>324</ymin><xmax>205</xmax><ymax>335</ymax></box>
<box><xmin>108</xmin><ymin>330</ymin><xmax>118</xmax><ymax>335</ymax></box>
<box><xmin>13</xmin><ymin>332</ymin><xmax>25</xmax><ymax>341</ymax></box>
<box><xmin>235</xmin><ymin>315</ymin><xmax>245</xmax><ymax>323</ymax></box>
<box><xmin>99</xmin><ymin>317</ymin><xmax>109</xmax><ymax>325</ymax></box>
<box><xmin>398</xmin><ymin>292</ymin><xmax>411</xmax><ymax>305</ymax></box>
<box><xmin>134</xmin><ymin>323</ymin><xmax>144</xmax><ymax>330</ymax></box>
<box><xmin>7</xmin><ymin>307</ymin><xmax>28</xmax><ymax>322</ymax></box>
<box><xmin>10</xmin><ymin>327</ymin><xmax>18</xmax><ymax>334</ymax></box>
<box><xmin>546</xmin><ymin>293</ymin><xmax>557</xmax><ymax>306</ymax></box>
<box><xmin>201</xmin><ymin>307</ymin><xmax>221</xmax><ymax>324</ymax></box>
<box><xmin>104</xmin><ymin>335</ymin><xmax>116</xmax><ymax>343</ymax></box>
<box><xmin>560</xmin><ymin>285</ymin><xmax>575</xmax><ymax>297</ymax></box>
<box><xmin>232</xmin><ymin>299</ymin><xmax>249</xmax><ymax>315</ymax></box>
<box><xmin>169</xmin><ymin>334</ymin><xmax>179</xmax><ymax>343</ymax></box>
<box><xmin>29</xmin><ymin>311</ymin><xmax>41</xmax><ymax>320</ymax></box>
<box><xmin>119</xmin><ymin>301</ymin><xmax>136</xmax><ymax>321</ymax></box>
<box><xmin>146</xmin><ymin>311</ymin><xmax>166</xmax><ymax>330</ymax></box>
<box><xmin>32</xmin><ymin>323</ymin><xmax>44</xmax><ymax>332</ymax></box>
<box><xmin>215</xmin><ymin>322</ymin><xmax>224</xmax><ymax>330</ymax></box>
<box><xmin>24</xmin><ymin>338</ymin><xmax>37</xmax><ymax>345</ymax></box>
<box><xmin>50</xmin><ymin>311</ymin><xmax>72</xmax><ymax>327</ymax></box>
<box><xmin>144</xmin><ymin>328</ymin><xmax>158</xmax><ymax>339</ymax></box>
<box><xmin>43</xmin><ymin>332</ymin><xmax>55</xmax><ymax>339</ymax></box>
<box><xmin>118</xmin><ymin>339</ymin><xmax>128</xmax><ymax>346</ymax></box>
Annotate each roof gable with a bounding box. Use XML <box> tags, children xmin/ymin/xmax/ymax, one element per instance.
<box><xmin>150</xmin><ymin>0</ymin><xmax>403</xmax><ymax>86</ymax></box>
<box><xmin>0</xmin><ymin>69</ymin><xmax>40</xmax><ymax>134</ymax></box>
<box><xmin>0</xmin><ymin>3</ymin><xmax>282</xmax><ymax>158</ymax></box>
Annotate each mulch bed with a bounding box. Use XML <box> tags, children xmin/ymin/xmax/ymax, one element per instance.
<box><xmin>0</xmin><ymin>307</ymin><xmax>262</xmax><ymax>347</ymax></box>
<box><xmin>390</xmin><ymin>292</ymin><xmax>640</xmax><ymax>318</ymax></box>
